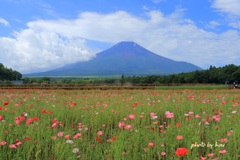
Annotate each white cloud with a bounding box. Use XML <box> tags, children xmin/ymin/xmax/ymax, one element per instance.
<box><xmin>209</xmin><ymin>21</ymin><xmax>220</xmax><ymax>28</ymax></box>
<box><xmin>212</xmin><ymin>0</ymin><xmax>240</xmax><ymax>30</ymax></box>
<box><xmin>0</xmin><ymin>29</ymin><xmax>95</xmax><ymax>73</ymax></box>
<box><xmin>0</xmin><ymin>10</ymin><xmax>240</xmax><ymax>74</ymax></box>
<box><xmin>0</xmin><ymin>17</ymin><xmax>9</xmax><ymax>26</ymax></box>
<box><xmin>212</xmin><ymin>0</ymin><xmax>240</xmax><ymax>16</ymax></box>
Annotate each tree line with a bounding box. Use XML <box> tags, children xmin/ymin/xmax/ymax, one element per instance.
<box><xmin>121</xmin><ymin>64</ymin><xmax>240</xmax><ymax>85</ymax></box>
<box><xmin>0</xmin><ymin>63</ymin><xmax>22</xmax><ymax>81</ymax></box>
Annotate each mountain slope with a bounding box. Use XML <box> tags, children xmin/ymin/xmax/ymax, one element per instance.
<box><xmin>25</xmin><ymin>41</ymin><xmax>202</xmax><ymax>76</ymax></box>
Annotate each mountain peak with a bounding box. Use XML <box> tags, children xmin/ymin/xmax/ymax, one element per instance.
<box><xmin>101</xmin><ymin>41</ymin><xmax>149</xmax><ymax>57</ymax></box>
<box><xmin>113</xmin><ymin>41</ymin><xmax>140</xmax><ymax>48</ymax></box>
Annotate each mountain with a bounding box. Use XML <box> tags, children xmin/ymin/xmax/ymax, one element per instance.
<box><xmin>25</xmin><ymin>41</ymin><xmax>202</xmax><ymax>76</ymax></box>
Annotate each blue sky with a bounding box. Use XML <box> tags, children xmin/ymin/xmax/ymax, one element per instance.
<box><xmin>0</xmin><ymin>0</ymin><xmax>240</xmax><ymax>73</ymax></box>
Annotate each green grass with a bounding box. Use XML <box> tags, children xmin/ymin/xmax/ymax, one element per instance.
<box><xmin>0</xmin><ymin>89</ymin><xmax>239</xmax><ymax>159</ymax></box>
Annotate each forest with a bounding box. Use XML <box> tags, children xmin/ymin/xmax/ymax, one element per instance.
<box><xmin>122</xmin><ymin>64</ymin><xmax>240</xmax><ymax>84</ymax></box>
<box><xmin>0</xmin><ymin>63</ymin><xmax>22</xmax><ymax>81</ymax></box>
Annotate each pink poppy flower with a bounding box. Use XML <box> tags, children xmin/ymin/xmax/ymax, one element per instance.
<box><xmin>165</xmin><ymin>111</ymin><xmax>174</xmax><ymax>119</ymax></box>
<box><xmin>200</xmin><ymin>156</ymin><xmax>206</xmax><ymax>160</ymax></box>
<box><xmin>150</xmin><ymin>112</ymin><xmax>155</xmax><ymax>117</ymax></box>
<box><xmin>125</xmin><ymin>125</ymin><xmax>132</xmax><ymax>130</ymax></box>
<box><xmin>97</xmin><ymin>131</ymin><xmax>103</xmax><ymax>136</ymax></box>
<box><xmin>139</xmin><ymin>115</ymin><xmax>144</xmax><ymax>119</ymax></box>
<box><xmin>148</xmin><ymin>142</ymin><xmax>154</xmax><ymax>147</ymax></box>
<box><xmin>227</xmin><ymin>132</ymin><xmax>232</xmax><ymax>136</ymax></box>
<box><xmin>153</xmin><ymin>121</ymin><xmax>158</xmax><ymax>125</ymax></box>
<box><xmin>51</xmin><ymin>136</ymin><xmax>57</xmax><ymax>140</ymax></box>
<box><xmin>14</xmin><ymin>104</ymin><xmax>20</xmax><ymax>107</ymax></box>
<box><xmin>219</xmin><ymin>149</ymin><xmax>227</xmax><ymax>154</ymax></box>
<box><xmin>26</xmin><ymin>118</ymin><xmax>33</xmax><ymax>125</ymax></box>
<box><xmin>65</xmin><ymin>134</ymin><xmax>70</xmax><ymax>139</ymax></box>
<box><xmin>161</xmin><ymin>151</ymin><xmax>166</xmax><ymax>156</ymax></box>
<box><xmin>51</xmin><ymin>123</ymin><xmax>58</xmax><ymax>129</ymax></box>
<box><xmin>9</xmin><ymin>144</ymin><xmax>17</xmax><ymax>149</ymax></box>
<box><xmin>207</xmin><ymin>153</ymin><xmax>214</xmax><ymax>157</ymax></box>
<box><xmin>218</xmin><ymin>138</ymin><xmax>228</xmax><ymax>143</ymax></box>
<box><xmin>128</xmin><ymin>114</ymin><xmax>135</xmax><ymax>120</ymax></box>
<box><xmin>73</xmin><ymin>133</ymin><xmax>81</xmax><ymax>139</ymax></box>
<box><xmin>0</xmin><ymin>141</ymin><xmax>7</xmax><ymax>146</ymax></box>
<box><xmin>57</xmin><ymin>132</ymin><xmax>64</xmax><ymax>137</ymax></box>
<box><xmin>195</xmin><ymin>114</ymin><xmax>201</xmax><ymax>119</ymax></box>
<box><xmin>15</xmin><ymin>116</ymin><xmax>25</xmax><ymax>125</ymax></box>
<box><xmin>176</xmin><ymin>135</ymin><xmax>183</xmax><ymax>140</ymax></box>
<box><xmin>212</xmin><ymin>115</ymin><xmax>220</xmax><ymax>122</ymax></box>
<box><xmin>15</xmin><ymin>140</ymin><xmax>22</xmax><ymax>146</ymax></box>
<box><xmin>118</xmin><ymin>122</ymin><xmax>125</xmax><ymax>129</ymax></box>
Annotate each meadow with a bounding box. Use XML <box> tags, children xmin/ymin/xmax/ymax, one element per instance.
<box><xmin>0</xmin><ymin>88</ymin><xmax>239</xmax><ymax>160</ymax></box>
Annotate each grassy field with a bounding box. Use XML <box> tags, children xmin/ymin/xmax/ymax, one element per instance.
<box><xmin>0</xmin><ymin>88</ymin><xmax>239</xmax><ymax>159</ymax></box>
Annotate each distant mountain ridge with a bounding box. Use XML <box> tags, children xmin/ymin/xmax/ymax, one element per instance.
<box><xmin>25</xmin><ymin>41</ymin><xmax>202</xmax><ymax>76</ymax></box>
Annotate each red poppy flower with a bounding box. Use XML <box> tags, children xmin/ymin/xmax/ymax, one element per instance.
<box><xmin>176</xmin><ymin>123</ymin><xmax>181</xmax><ymax>127</ymax></box>
<box><xmin>132</xmin><ymin>102</ymin><xmax>138</xmax><ymax>107</ymax></box>
<box><xmin>151</xmin><ymin>128</ymin><xmax>155</xmax><ymax>132</ymax></box>
<box><xmin>24</xmin><ymin>137</ymin><xmax>31</xmax><ymax>141</ymax></box>
<box><xmin>42</xmin><ymin>109</ymin><xmax>47</xmax><ymax>114</ymax></box>
<box><xmin>33</xmin><ymin>117</ymin><xmax>39</xmax><ymax>121</ymax></box>
<box><xmin>48</xmin><ymin>110</ymin><xmax>53</xmax><ymax>114</ymax></box>
<box><xmin>3</xmin><ymin>102</ymin><xmax>9</xmax><ymax>106</ymax></box>
<box><xmin>176</xmin><ymin>148</ymin><xmax>188</xmax><ymax>156</ymax></box>
<box><xmin>96</xmin><ymin>137</ymin><xmax>102</xmax><ymax>142</ymax></box>
<box><xmin>111</xmin><ymin>136</ymin><xmax>117</xmax><ymax>141</ymax></box>
<box><xmin>26</xmin><ymin>118</ymin><xmax>33</xmax><ymax>125</ymax></box>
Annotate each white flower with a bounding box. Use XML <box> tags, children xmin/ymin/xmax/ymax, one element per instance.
<box><xmin>151</xmin><ymin>116</ymin><xmax>158</xmax><ymax>120</ymax></box>
<box><xmin>66</xmin><ymin>140</ymin><xmax>74</xmax><ymax>144</ymax></box>
<box><xmin>232</xmin><ymin>110</ymin><xmax>237</xmax><ymax>114</ymax></box>
<box><xmin>72</xmin><ymin>148</ymin><xmax>79</xmax><ymax>153</ymax></box>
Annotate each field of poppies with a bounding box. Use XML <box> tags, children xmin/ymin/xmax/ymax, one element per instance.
<box><xmin>0</xmin><ymin>88</ymin><xmax>239</xmax><ymax>160</ymax></box>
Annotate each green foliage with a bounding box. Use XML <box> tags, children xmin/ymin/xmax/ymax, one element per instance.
<box><xmin>124</xmin><ymin>64</ymin><xmax>240</xmax><ymax>84</ymax></box>
<box><xmin>0</xmin><ymin>63</ymin><xmax>22</xmax><ymax>81</ymax></box>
